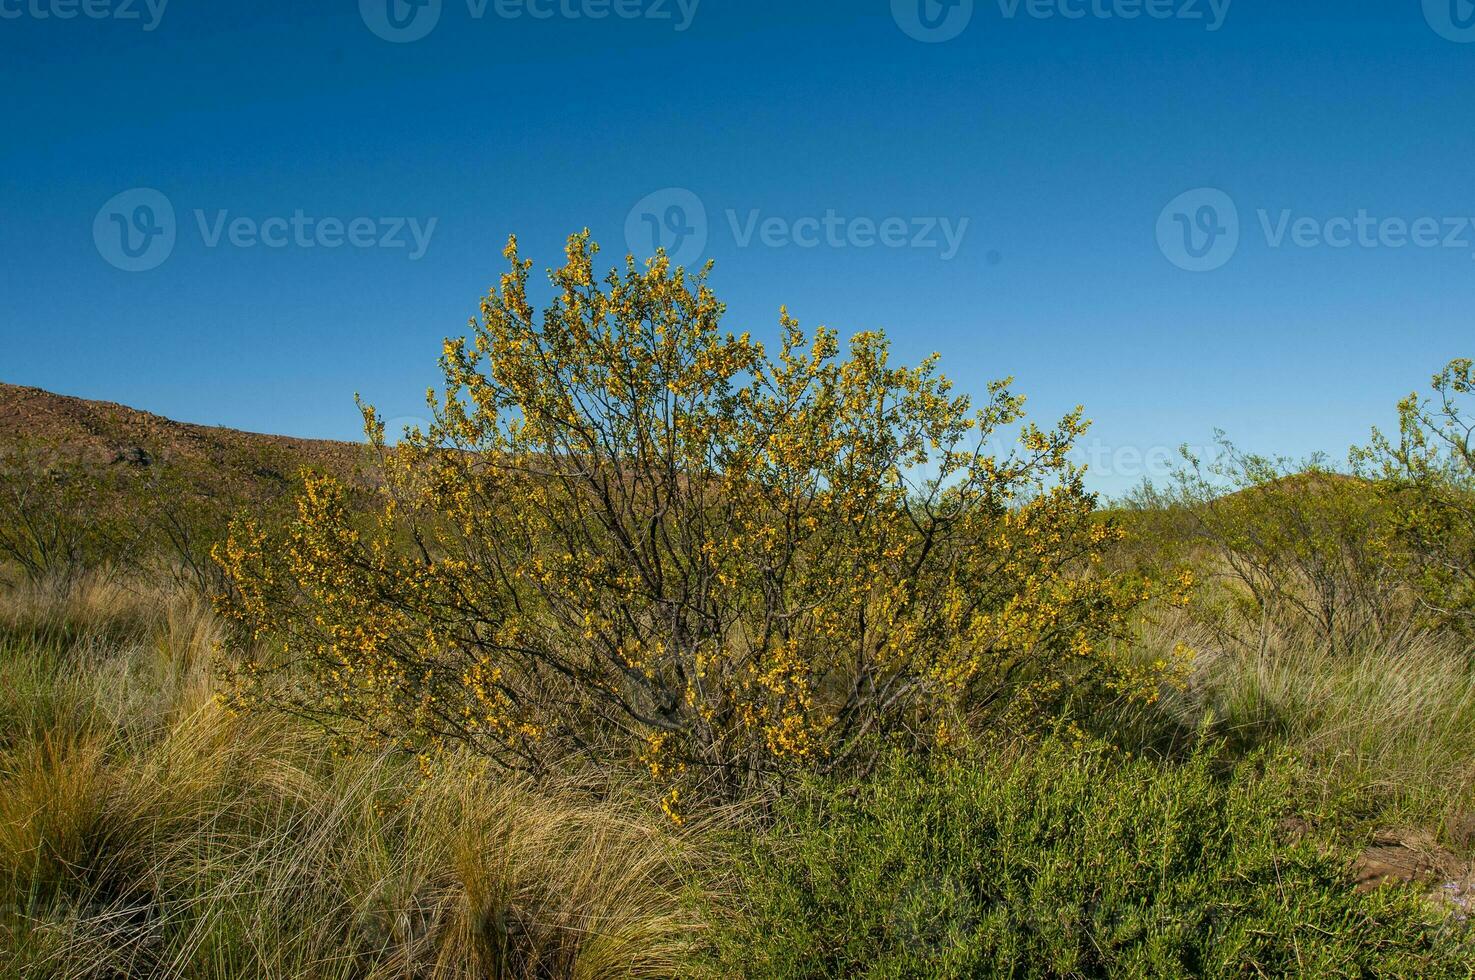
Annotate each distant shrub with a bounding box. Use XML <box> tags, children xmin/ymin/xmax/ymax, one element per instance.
<box><xmin>711</xmin><ymin>739</ymin><xmax>1471</xmax><ymax>979</ymax></box>
<box><xmin>0</xmin><ymin>442</ymin><xmax>138</xmax><ymax>592</ymax></box>
<box><xmin>218</xmin><ymin>233</ymin><xmax>1185</xmax><ymax>803</ymax></box>
<box><xmin>1355</xmin><ymin>358</ymin><xmax>1475</xmax><ymax>635</ymax></box>
<box><xmin>0</xmin><ymin>438</ymin><xmax>285</xmax><ymax>599</ymax></box>
<box><xmin>1124</xmin><ymin>358</ymin><xmax>1475</xmax><ymax>652</ymax></box>
<box><xmin>1127</xmin><ymin>435</ymin><xmax>1410</xmax><ymax>655</ymax></box>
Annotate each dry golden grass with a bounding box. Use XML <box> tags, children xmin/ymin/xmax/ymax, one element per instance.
<box><xmin>1109</xmin><ymin>611</ymin><xmax>1475</xmax><ymax>847</ymax></box>
<box><xmin>6</xmin><ymin>565</ymin><xmax>1473</xmax><ymax>977</ymax></box>
<box><xmin>0</xmin><ymin>578</ymin><xmax>706</xmax><ymax>979</ymax></box>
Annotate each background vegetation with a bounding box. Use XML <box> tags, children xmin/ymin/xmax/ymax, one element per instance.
<box><xmin>1</xmin><ymin>242</ymin><xmax>1472</xmax><ymax>976</ymax></box>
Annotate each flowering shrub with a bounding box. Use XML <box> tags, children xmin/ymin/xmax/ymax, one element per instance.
<box><xmin>219</xmin><ymin>234</ymin><xmax>1179</xmax><ymax>800</ymax></box>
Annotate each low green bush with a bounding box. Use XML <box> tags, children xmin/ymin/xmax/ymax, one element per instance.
<box><xmin>711</xmin><ymin>739</ymin><xmax>1472</xmax><ymax>978</ymax></box>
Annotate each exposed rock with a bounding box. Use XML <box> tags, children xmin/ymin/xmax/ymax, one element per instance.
<box><xmin>111</xmin><ymin>446</ymin><xmax>154</xmax><ymax>467</ymax></box>
<box><xmin>1352</xmin><ymin>829</ymin><xmax>1474</xmax><ymax>927</ymax></box>
<box><xmin>1353</xmin><ymin>845</ymin><xmax>1445</xmax><ymax>892</ymax></box>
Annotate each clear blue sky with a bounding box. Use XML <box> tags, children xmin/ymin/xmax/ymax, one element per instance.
<box><xmin>2</xmin><ymin>0</ymin><xmax>1471</xmax><ymax>496</ymax></box>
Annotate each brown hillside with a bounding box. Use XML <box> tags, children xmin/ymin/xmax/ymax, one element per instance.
<box><xmin>0</xmin><ymin>382</ymin><xmax>372</xmax><ymax>497</ymax></box>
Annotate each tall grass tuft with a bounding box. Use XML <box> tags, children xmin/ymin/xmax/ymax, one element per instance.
<box><xmin>0</xmin><ymin>580</ymin><xmax>705</xmax><ymax>979</ymax></box>
<box><xmin>1102</xmin><ymin>615</ymin><xmax>1475</xmax><ymax>843</ymax></box>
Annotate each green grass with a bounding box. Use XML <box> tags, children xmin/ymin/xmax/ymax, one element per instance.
<box><xmin>708</xmin><ymin>741</ymin><xmax>1473</xmax><ymax>978</ymax></box>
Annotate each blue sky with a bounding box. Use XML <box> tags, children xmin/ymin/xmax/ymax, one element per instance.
<box><xmin>2</xmin><ymin>0</ymin><xmax>1472</xmax><ymax>496</ymax></box>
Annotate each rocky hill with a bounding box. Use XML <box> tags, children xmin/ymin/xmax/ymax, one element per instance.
<box><xmin>0</xmin><ymin>382</ymin><xmax>372</xmax><ymax>497</ymax></box>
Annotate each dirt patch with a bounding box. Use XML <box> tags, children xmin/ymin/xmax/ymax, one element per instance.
<box><xmin>1353</xmin><ymin>830</ymin><xmax>1474</xmax><ymax>925</ymax></box>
